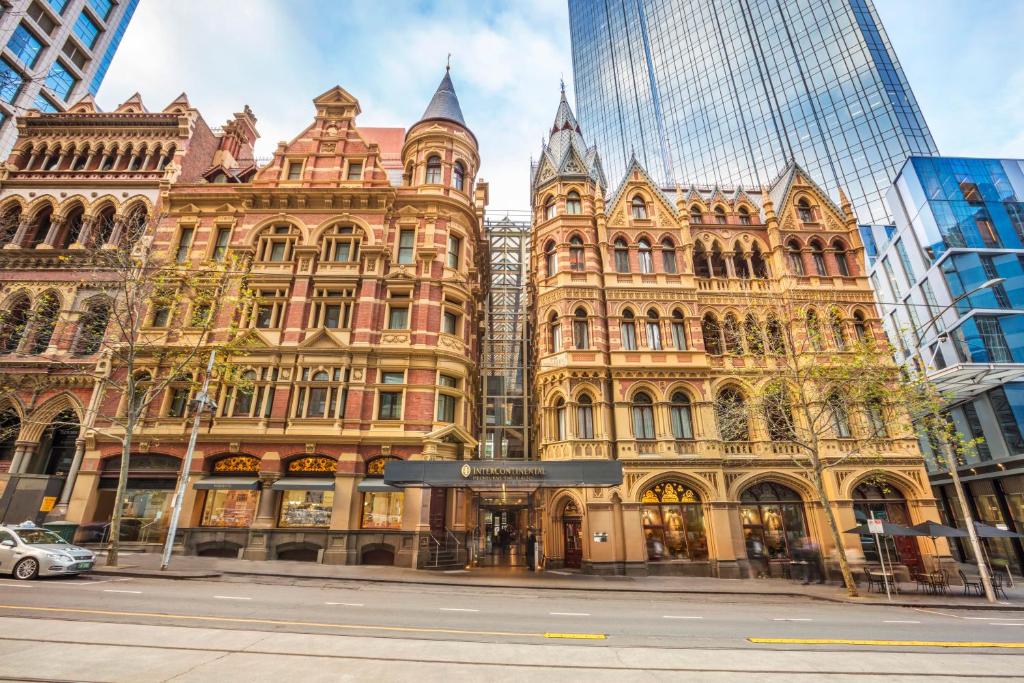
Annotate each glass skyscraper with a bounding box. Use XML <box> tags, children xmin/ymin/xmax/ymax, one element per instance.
<box><xmin>568</xmin><ymin>0</ymin><xmax>938</xmax><ymax>223</ymax></box>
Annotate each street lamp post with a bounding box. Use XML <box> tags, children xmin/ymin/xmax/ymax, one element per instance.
<box><xmin>912</xmin><ymin>277</ymin><xmax>1004</xmax><ymax>603</ymax></box>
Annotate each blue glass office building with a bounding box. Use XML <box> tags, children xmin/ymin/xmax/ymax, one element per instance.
<box><xmin>568</xmin><ymin>0</ymin><xmax>938</xmax><ymax>223</ymax></box>
<box><xmin>865</xmin><ymin>156</ymin><xmax>1024</xmax><ymax>573</ymax></box>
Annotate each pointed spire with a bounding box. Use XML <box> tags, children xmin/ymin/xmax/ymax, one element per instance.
<box><xmin>418</xmin><ymin>67</ymin><xmax>466</xmax><ymax>127</ymax></box>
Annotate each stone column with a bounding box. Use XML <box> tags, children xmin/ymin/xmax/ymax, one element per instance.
<box><xmin>38</xmin><ymin>217</ymin><xmax>65</xmax><ymax>249</ymax></box>
<box><xmin>251</xmin><ymin>475</ymin><xmax>280</xmax><ymax>529</ymax></box>
<box><xmin>71</xmin><ymin>217</ymin><xmax>95</xmax><ymax>250</ymax></box>
<box><xmin>57</xmin><ymin>439</ymin><xmax>87</xmax><ymax>506</ymax></box>
<box><xmin>6</xmin><ymin>444</ymin><xmax>26</xmax><ymax>474</ymax></box>
<box><xmin>4</xmin><ymin>219</ymin><xmax>31</xmax><ymax>250</ymax></box>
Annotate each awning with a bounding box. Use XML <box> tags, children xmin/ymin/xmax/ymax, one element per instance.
<box><xmin>271</xmin><ymin>478</ymin><xmax>335</xmax><ymax>492</ymax></box>
<box><xmin>193</xmin><ymin>477</ymin><xmax>260</xmax><ymax>490</ymax></box>
<box><xmin>384</xmin><ymin>459</ymin><xmax>623</xmax><ymax>488</ymax></box>
<box><xmin>357</xmin><ymin>479</ymin><xmax>402</xmax><ymax>493</ymax></box>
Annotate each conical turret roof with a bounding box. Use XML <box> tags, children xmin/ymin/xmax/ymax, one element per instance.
<box><xmin>531</xmin><ymin>85</ymin><xmax>606</xmax><ymax>191</ymax></box>
<box><xmin>418</xmin><ymin>68</ymin><xmax>466</xmax><ymax>127</ymax></box>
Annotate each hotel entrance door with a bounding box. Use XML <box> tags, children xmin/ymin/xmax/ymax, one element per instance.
<box><xmin>475</xmin><ymin>494</ymin><xmax>534</xmax><ymax>567</ymax></box>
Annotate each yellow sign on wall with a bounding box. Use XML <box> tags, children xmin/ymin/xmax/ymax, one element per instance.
<box><xmin>39</xmin><ymin>496</ymin><xmax>57</xmax><ymax>513</ymax></box>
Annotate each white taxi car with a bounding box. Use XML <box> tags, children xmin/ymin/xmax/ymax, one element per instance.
<box><xmin>0</xmin><ymin>522</ymin><xmax>95</xmax><ymax>580</ymax></box>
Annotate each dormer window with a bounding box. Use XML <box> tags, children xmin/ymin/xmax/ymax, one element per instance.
<box><xmin>797</xmin><ymin>198</ymin><xmax>813</xmax><ymax>222</ymax></box>
<box><xmin>453</xmin><ymin>161</ymin><xmax>465</xmax><ymax>191</ymax></box>
<box><xmin>287</xmin><ymin>161</ymin><xmax>303</xmax><ymax>180</ymax></box>
<box><xmin>346</xmin><ymin>161</ymin><xmax>363</xmax><ymax>180</ymax></box>
<box><xmin>566</xmin><ymin>191</ymin><xmax>582</xmax><ymax>215</ymax></box>
<box><xmin>714</xmin><ymin>207</ymin><xmax>727</xmax><ymax>224</ymax></box>
<box><xmin>631</xmin><ymin>195</ymin><xmax>647</xmax><ymax>220</ymax></box>
<box><xmin>738</xmin><ymin>207</ymin><xmax>751</xmax><ymax>225</ymax></box>
<box><xmin>544</xmin><ymin>196</ymin><xmax>556</xmax><ymax>220</ymax></box>
<box><xmin>690</xmin><ymin>206</ymin><xmax>702</xmax><ymax>224</ymax></box>
<box><xmin>425</xmin><ymin>155</ymin><xmax>442</xmax><ymax>184</ymax></box>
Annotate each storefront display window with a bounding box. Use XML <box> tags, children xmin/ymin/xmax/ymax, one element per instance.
<box><xmin>740</xmin><ymin>482</ymin><xmax>806</xmax><ymax>564</ymax></box>
<box><xmin>362</xmin><ymin>491</ymin><xmax>403</xmax><ymax>529</ymax></box>
<box><xmin>970</xmin><ymin>479</ymin><xmax>1022</xmax><ymax>575</ymax></box>
<box><xmin>201</xmin><ymin>489</ymin><xmax>258</xmax><ymax>527</ymax></box>
<box><xmin>641</xmin><ymin>481</ymin><xmax>708</xmax><ymax>561</ymax></box>
<box><xmin>279</xmin><ymin>490</ymin><xmax>334</xmax><ymax>527</ymax></box>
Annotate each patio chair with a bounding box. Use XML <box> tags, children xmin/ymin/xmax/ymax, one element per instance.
<box><xmin>913</xmin><ymin>572</ymin><xmax>932</xmax><ymax>594</ymax></box>
<box><xmin>932</xmin><ymin>569</ymin><xmax>950</xmax><ymax>595</ymax></box>
<box><xmin>991</xmin><ymin>572</ymin><xmax>1009</xmax><ymax>600</ymax></box>
<box><xmin>864</xmin><ymin>569</ymin><xmax>886</xmax><ymax>593</ymax></box>
<box><xmin>959</xmin><ymin>569</ymin><xmax>983</xmax><ymax>597</ymax></box>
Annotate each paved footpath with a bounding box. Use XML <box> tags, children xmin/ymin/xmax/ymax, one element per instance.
<box><xmin>91</xmin><ymin>551</ymin><xmax>1024</xmax><ymax>610</ymax></box>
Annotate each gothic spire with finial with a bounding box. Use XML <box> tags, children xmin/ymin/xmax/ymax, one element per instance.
<box><xmin>417</xmin><ymin>64</ymin><xmax>466</xmax><ymax>128</ymax></box>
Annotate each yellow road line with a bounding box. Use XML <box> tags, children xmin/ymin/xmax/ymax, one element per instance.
<box><xmin>749</xmin><ymin>637</ymin><xmax>1024</xmax><ymax>649</ymax></box>
<box><xmin>0</xmin><ymin>604</ymin><xmax>605</xmax><ymax>641</ymax></box>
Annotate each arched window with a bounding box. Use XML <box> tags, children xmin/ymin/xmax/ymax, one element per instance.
<box><xmin>425</xmin><ymin>155</ymin><xmax>442</xmax><ymax>184</ymax></box>
<box><xmin>827</xmin><ymin>391</ymin><xmax>852</xmax><ymax>438</ymax></box>
<box><xmin>689</xmin><ymin>205</ymin><xmax>702</xmax><ymax>224</ymax></box>
<box><xmin>661</xmin><ymin>238</ymin><xmax>677</xmax><ymax>273</ymax></box>
<box><xmin>59</xmin><ymin>206</ymin><xmax>85</xmax><ymax>249</ymax></box>
<box><xmin>93</xmin><ymin>206</ymin><xmax>116</xmax><ymax>246</ymax></box>
<box><xmin>0</xmin><ymin>205</ymin><xmax>22</xmax><ymax>246</ymax></box>
<box><xmin>710</xmin><ymin>242</ymin><xmax>727</xmax><ymax>277</ymax></box>
<box><xmin>631</xmin><ymin>195</ymin><xmax>647</xmax><ymax>219</ymax></box>
<box><xmin>554</xmin><ymin>398</ymin><xmax>567</xmax><ymax>440</ymax></box>
<box><xmin>744</xmin><ymin>314</ymin><xmax>764</xmax><ymax>356</ymax></box>
<box><xmin>715</xmin><ymin>388</ymin><xmax>748</xmax><ymax>441</ymax></box>
<box><xmin>232</xmin><ymin>369</ymin><xmax>258</xmax><ymax>417</ymax></box>
<box><xmin>0</xmin><ymin>296</ymin><xmax>31</xmax><ymax>353</ymax></box>
<box><xmin>693</xmin><ymin>242</ymin><xmax>710</xmax><ymax>278</ymax></box>
<box><xmin>614</xmin><ymin>238</ymin><xmax>630</xmax><ymax>273</ymax></box>
<box><xmin>797</xmin><ymin>197</ymin><xmax>813</xmax><ymax>222</ymax></box>
<box><xmin>632</xmin><ymin>392</ymin><xmax>655</xmax><ymax>440</ymax></box>
<box><xmin>453</xmin><ymin>161</ymin><xmax>465</xmax><ymax>191</ymax></box>
<box><xmin>577</xmin><ymin>394</ymin><xmax>594</xmax><ymax>439</ymax></box>
<box><xmin>866</xmin><ymin>398</ymin><xmax>888</xmax><ymax>437</ymax></box>
<box><xmin>670</xmin><ymin>392</ymin><xmax>693</xmax><ymax>440</ymax></box>
<box><xmin>829</xmin><ymin>309</ymin><xmax>846</xmax><ymax>350</ymax></box>
<box><xmin>853</xmin><ymin>311</ymin><xmax>869</xmax><ymax>341</ymax></box>
<box><xmin>25</xmin><ymin>205</ymin><xmax>52</xmax><ymax>248</ymax></box>
<box><xmin>549</xmin><ymin>312</ymin><xmax>562</xmax><ymax>352</ymax></box>
<box><xmin>637</xmin><ymin>239</ymin><xmax>653</xmax><ymax>273</ymax></box>
<box><xmin>852</xmin><ymin>481</ymin><xmax>916</xmax><ymax>567</ymax></box>
<box><xmin>733</xmin><ymin>241</ymin><xmax>750</xmax><ymax>278</ymax></box>
<box><xmin>544</xmin><ymin>240</ymin><xmax>557</xmax><ymax>277</ymax></box>
<box><xmin>28</xmin><ymin>292</ymin><xmax>59</xmax><ymax>354</ymax></box>
<box><xmin>621</xmin><ymin>309</ymin><xmax>637</xmax><ymax>350</ymax></box>
<box><xmin>307</xmin><ymin>370</ymin><xmax>330</xmax><ymax>418</ymax></box>
<box><xmin>810</xmin><ymin>240</ymin><xmax>827</xmax><ymax>276</ymax></box>
<box><xmin>714</xmin><ymin>206</ymin><xmax>727</xmax><ymax>224</ymax></box>
<box><xmin>544</xmin><ymin>195</ymin><xmax>556</xmax><ymax>220</ymax></box>
<box><xmin>73</xmin><ymin>301</ymin><xmax>110</xmax><ymax>355</ymax></box>
<box><xmin>806</xmin><ymin>309</ymin><xmax>823</xmax><ymax>351</ymax></box>
<box><xmin>569</xmin><ymin>236</ymin><xmax>584</xmax><ymax>271</ymax></box>
<box><xmin>702</xmin><ymin>314</ymin><xmax>722</xmax><ymax>355</ymax></box>
<box><xmin>740</xmin><ymin>482</ymin><xmax>806</xmax><ymax>562</ymax></box>
<box><xmin>738</xmin><ymin>206</ymin><xmax>751</xmax><ymax>225</ymax></box>
<box><xmin>763</xmin><ymin>384</ymin><xmax>795</xmax><ymax>441</ymax></box>
<box><xmin>566</xmin><ymin>191</ymin><xmax>582</xmax><ymax>215</ymax></box>
<box><xmin>751</xmin><ymin>243</ymin><xmax>769</xmax><ymax>278</ymax></box>
<box><xmin>641</xmin><ymin>482</ymin><xmax>707</xmax><ymax>561</ymax></box>
<box><xmin>573</xmin><ymin>308</ymin><xmax>589</xmax><ymax>349</ymax></box>
<box><xmin>723</xmin><ymin>313</ymin><xmax>743</xmax><ymax>355</ymax></box>
<box><xmin>646</xmin><ymin>309</ymin><xmax>662</xmax><ymax>350</ymax></box>
<box><xmin>671</xmin><ymin>310</ymin><xmax>686</xmax><ymax>350</ymax></box>
<box><xmin>832</xmin><ymin>240</ymin><xmax>851</xmax><ymax>277</ymax></box>
<box><xmin>766</xmin><ymin>315</ymin><xmax>786</xmax><ymax>355</ymax></box>
<box><xmin>787</xmin><ymin>240</ymin><xmax>804</xmax><ymax>276</ymax></box>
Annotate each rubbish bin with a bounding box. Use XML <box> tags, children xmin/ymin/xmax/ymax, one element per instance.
<box><xmin>43</xmin><ymin>522</ymin><xmax>79</xmax><ymax>543</ymax></box>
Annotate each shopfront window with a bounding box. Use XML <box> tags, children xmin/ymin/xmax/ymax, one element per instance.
<box><xmin>970</xmin><ymin>478</ymin><xmax>1022</xmax><ymax>575</ymax></box>
<box><xmin>201</xmin><ymin>489</ymin><xmax>258</xmax><ymax>527</ymax></box>
<box><xmin>740</xmin><ymin>482</ymin><xmax>807</xmax><ymax>563</ymax></box>
<box><xmin>279</xmin><ymin>490</ymin><xmax>334</xmax><ymax>528</ymax></box>
<box><xmin>361</xmin><ymin>456</ymin><xmax>404</xmax><ymax>529</ymax></box>
<box><xmin>91</xmin><ymin>454</ymin><xmax>180</xmax><ymax>543</ymax></box>
<box><xmin>640</xmin><ymin>482</ymin><xmax>708</xmax><ymax>561</ymax></box>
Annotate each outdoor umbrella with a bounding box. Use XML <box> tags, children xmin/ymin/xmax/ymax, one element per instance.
<box><xmin>974</xmin><ymin>522</ymin><xmax>1024</xmax><ymax>539</ymax></box>
<box><xmin>911</xmin><ymin>520</ymin><xmax>967</xmax><ymax>570</ymax></box>
<box><xmin>843</xmin><ymin>521</ymin><xmax>925</xmax><ymax>536</ymax></box>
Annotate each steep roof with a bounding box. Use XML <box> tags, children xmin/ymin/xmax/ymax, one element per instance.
<box><xmin>418</xmin><ymin>68</ymin><xmax>466</xmax><ymax>128</ymax></box>
<box><xmin>767</xmin><ymin>159</ymin><xmax>843</xmax><ymax>217</ymax></box>
<box><xmin>532</xmin><ymin>86</ymin><xmax>606</xmax><ymax>191</ymax></box>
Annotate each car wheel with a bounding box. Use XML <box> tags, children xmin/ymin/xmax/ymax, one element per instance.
<box><xmin>13</xmin><ymin>557</ymin><xmax>39</xmax><ymax>581</ymax></box>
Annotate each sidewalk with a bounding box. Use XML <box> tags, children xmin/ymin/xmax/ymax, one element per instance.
<box><xmin>88</xmin><ymin>552</ymin><xmax>1024</xmax><ymax>611</ymax></box>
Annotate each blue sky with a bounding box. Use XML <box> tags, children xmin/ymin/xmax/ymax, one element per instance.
<box><xmin>98</xmin><ymin>0</ymin><xmax>1024</xmax><ymax>211</ymax></box>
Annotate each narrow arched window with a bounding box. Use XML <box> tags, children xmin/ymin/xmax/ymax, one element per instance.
<box><xmin>661</xmin><ymin>238</ymin><xmax>677</xmax><ymax>273</ymax></box>
<box><xmin>723</xmin><ymin>313</ymin><xmax>743</xmax><ymax>355</ymax></box>
<box><xmin>549</xmin><ymin>312</ymin><xmax>562</xmax><ymax>352</ymax></box>
<box><xmin>670</xmin><ymin>392</ymin><xmax>693</xmax><ymax>440</ymax></box>
<box><xmin>830</xmin><ymin>309</ymin><xmax>846</xmax><ymax>350</ymax></box>
<box><xmin>453</xmin><ymin>161</ymin><xmax>465</xmax><ymax>191</ymax></box>
<box><xmin>28</xmin><ymin>292</ymin><xmax>59</xmax><ymax>354</ymax></box>
<box><xmin>425</xmin><ymin>155</ymin><xmax>442</xmax><ymax>184</ymax></box>
<box><xmin>690</xmin><ymin>206</ymin><xmax>702</xmax><ymax>224</ymax></box>
<box><xmin>232</xmin><ymin>369</ymin><xmax>258</xmax><ymax>417</ymax></box>
<box><xmin>566</xmin><ymin>191</ymin><xmax>582</xmax><ymax>215</ymax></box>
<box><xmin>671</xmin><ymin>310</ymin><xmax>686</xmax><ymax>350</ymax></box>
<box><xmin>764</xmin><ymin>384</ymin><xmax>796</xmax><ymax>441</ymax></box>
<box><xmin>710</xmin><ymin>242</ymin><xmax>727</xmax><ymax>277</ymax></box>
<box><xmin>828</xmin><ymin>391</ymin><xmax>852</xmax><ymax>438</ymax></box>
<box><xmin>631</xmin><ymin>195</ymin><xmax>647</xmax><ymax>219</ymax></box>
<box><xmin>577</xmin><ymin>394</ymin><xmax>594</xmax><ymax>439</ymax></box>
<box><xmin>833</xmin><ymin>240</ymin><xmax>851</xmax><ymax>276</ymax></box>
<box><xmin>637</xmin><ymin>239</ymin><xmax>653</xmax><ymax>273</ymax></box>
<box><xmin>866</xmin><ymin>398</ymin><xmax>888</xmax><ymax>437</ymax></box>
<box><xmin>733</xmin><ymin>241</ymin><xmax>750</xmax><ymax>279</ymax></box>
<box><xmin>738</xmin><ymin>206</ymin><xmax>751</xmax><ymax>225</ymax></box>
<box><xmin>573</xmin><ymin>308</ymin><xmax>589</xmax><ymax>349</ymax></box>
<box><xmin>614</xmin><ymin>238</ymin><xmax>630</xmax><ymax>273</ymax></box>
<box><xmin>714</xmin><ymin>207</ymin><xmax>727</xmax><ymax>224</ymax></box>
<box><xmin>766</xmin><ymin>315</ymin><xmax>786</xmax><ymax>355</ymax></box>
<box><xmin>0</xmin><ymin>296</ymin><xmax>31</xmax><ymax>353</ymax></box>
<box><xmin>787</xmin><ymin>240</ymin><xmax>805</xmax><ymax>276</ymax></box>
<box><xmin>702</xmin><ymin>314</ymin><xmax>722</xmax><ymax>355</ymax></box>
<box><xmin>73</xmin><ymin>301</ymin><xmax>109</xmax><ymax>355</ymax></box>
<box><xmin>751</xmin><ymin>243</ymin><xmax>769</xmax><ymax>278</ymax></box>
<box><xmin>715</xmin><ymin>388</ymin><xmax>748</xmax><ymax>441</ymax></box>
<box><xmin>797</xmin><ymin>198</ymin><xmax>813</xmax><ymax>222</ymax></box>
<box><xmin>853</xmin><ymin>310</ymin><xmax>869</xmax><ymax>342</ymax></box>
<box><xmin>646</xmin><ymin>309</ymin><xmax>662</xmax><ymax>350</ymax></box>
<box><xmin>621</xmin><ymin>309</ymin><xmax>637</xmax><ymax>350</ymax></box>
<box><xmin>744</xmin><ymin>314</ymin><xmax>764</xmax><ymax>356</ymax></box>
<box><xmin>545</xmin><ymin>240</ymin><xmax>557</xmax><ymax>277</ymax></box>
<box><xmin>555</xmin><ymin>398</ymin><xmax>567</xmax><ymax>440</ymax></box>
<box><xmin>806</xmin><ymin>309</ymin><xmax>823</xmax><ymax>351</ymax></box>
<box><xmin>810</xmin><ymin>240</ymin><xmax>827</xmax><ymax>276</ymax></box>
<box><xmin>694</xmin><ymin>242</ymin><xmax>710</xmax><ymax>278</ymax></box>
<box><xmin>569</xmin><ymin>236</ymin><xmax>584</xmax><ymax>271</ymax></box>
<box><xmin>544</xmin><ymin>195</ymin><xmax>556</xmax><ymax>220</ymax></box>
<box><xmin>632</xmin><ymin>392</ymin><xmax>655</xmax><ymax>439</ymax></box>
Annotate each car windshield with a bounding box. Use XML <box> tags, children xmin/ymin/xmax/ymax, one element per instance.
<box><xmin>16</xmin><ymin>529</ymin><xmax>67</xmax><ymax>545</ymax></box>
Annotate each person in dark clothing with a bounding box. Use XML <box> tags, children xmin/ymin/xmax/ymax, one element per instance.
<box><xmin>800</xmin><ymin>537</ymin><xmax>824</xmax><ymax>584</ymax></box>
<box><xmin>526</xmin><ymin>529</ymin><xmax>537</xmax><ymax>571</ymax></box>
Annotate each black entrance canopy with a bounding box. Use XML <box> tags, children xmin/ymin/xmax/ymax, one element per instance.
<box><xmin>383</xmin><ymin>459</ymin><xmax>623</xmax><ymax>488</ymax></box>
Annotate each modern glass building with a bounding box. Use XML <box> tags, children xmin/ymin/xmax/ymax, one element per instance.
<box><xmin>0</xmin><ymin>0</ymin><xmax>139</xmax><ymax>156</ymax></box>
<box><xmin>864</xmin><ymin>156</ymin><xmax>1024</xmax><ymax>574</ymax></box>
<box><xmin>568</xmin><ymin>0</ymin><xmax>938</xmax><ymax>223</ymax></box>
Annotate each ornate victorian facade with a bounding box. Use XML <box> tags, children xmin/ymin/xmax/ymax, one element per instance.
<box><xmin>529</xmin><ymin>91</ymin><xmax>942</xmax><ymax>577</ymax></box>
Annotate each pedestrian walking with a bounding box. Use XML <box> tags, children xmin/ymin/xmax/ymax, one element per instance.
<box><xmin>526</xmin><ymin>529</ymin><xmax>537</xmax><ymax>571</ymax></box>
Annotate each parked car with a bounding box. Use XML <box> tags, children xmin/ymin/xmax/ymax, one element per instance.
<box><xmin>0</xmin><ymin>522</ymin><xmax>96</xmax><ymax>580</ymax></box>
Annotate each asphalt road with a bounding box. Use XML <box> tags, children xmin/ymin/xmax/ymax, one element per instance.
<box><xmin>0</xmin><ymin>573</ymin><xmax>1022</xmax><ymax>681</ymax></box>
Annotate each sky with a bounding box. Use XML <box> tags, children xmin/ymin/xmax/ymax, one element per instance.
<box><xmin>96</xmin><ymin>0</ymin><xmax>1024</xmax><ymax>212</ymax></box>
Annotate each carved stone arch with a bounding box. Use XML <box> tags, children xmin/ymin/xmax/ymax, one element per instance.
<box><xmin>632</xmin><ymin>470</ymin><xmax>715</xmax><ymax>503</ymax></box>
<box><xmin>551</xmin><ymin>489</ymin><xmax>585</xmax><ymax>518</ymax></box>
<box><xmin>728</xmin><ymin>470</ymin><xmax>816</xmax><ymax>503</ymax></box>
<box><xmin>708</xmin><ymin>376</ymin><xmax>754</xmax><ymax>397</ymax></box>
<box><xmin>309</xmin><ymin>213</ymin><xmax>377</xmax><ymax>247</ymax></box>
<box><xmin>568</xmin><ymin>301</ymin><xmax>596</xmax><ymax>317</ymax></box>
<box><xmin>784</xmin><ymin>235</ymin><xmax>805</xmax><ymax>249</ymax></box>
<box><xmin>689</xmin><ymin>198</ymin><xmax>708</xmax><ymax>213</ymax></box>
<box><xmin>0</xmin><ymin>196</ymin><xmax>26</xmax><ymax>215</ymax></box>
<box><xmin>543</xmin><ymin>387</ymin><xmax>569</xmax><ymax>405</ymax></box>
<box><xmin>655</xmin><ymin>231</ymin><xmax>678</xmax><ymax>245</ymax></box>
<box><xmin>572</xmin><ymin>382</ymin><xmax>601</xmax><ymax>402</ymax></box>
<box><xmin>25</xmin><ymin>196</ymin><xmax>57</xmax><ymax>221</ymax></box>
<box><xmin>617</xmin><ymin>302</ymin><xmax>639</xmax><ymax>317</ymax></box>
<box><xmin>608</xmin><ymin>231</ymin><xmax>631</xmax><ymax>245</ymax></box>
<box><xmin>0</xmin><ymin>394</ymin><xmax>27</xmax><ymax>422</ymax></box>
<box><xmin>245</xmin><ymin>215</ymin><xmax>309</xmax><ymax>247</ymax></box>
<box><xmin>89</xmin><ymin>195</ymin><xmax>120</xmax><ymax>219</ymax></box>
<box><xmin>21</xmin><ymin>392</ymin><xmax>84</xmax><ymax>443</ymax></box>
<box><xmin>0</xmin><ymin>287</ymin><xmax>33</xmax><ymax>309</ymax></box>
<box><xmin>120</xmin><ymin>196</ymin><xmax>154</xmax><ymax>218</ymax></box>
<box><xmin>843</xmin><ymin>468</ymin><xmax>925</xmax><ymax>500</ymax></box>
<box><xmin>711</xmin><ymin>202</ymin><xmax>730</xmax><ymax>216</ymax></box>
<box><xmin>664</xmin><ymin>380</ymin><xmax>701</xmax><ymax>403</ymax></box>
<box><xmin>33</xmin><ymin>287</ymin><xmax>64</xmax><ymax>311</ymax></box>
<box><xmin>57</xmin><ymin>195</ymin><xmax>89</xmax><ymax>221</ymax></box>
<box><xmin>626</xmin><ymin>380</ymin><xmax>663</xmax><ymax>403</ymax></box>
